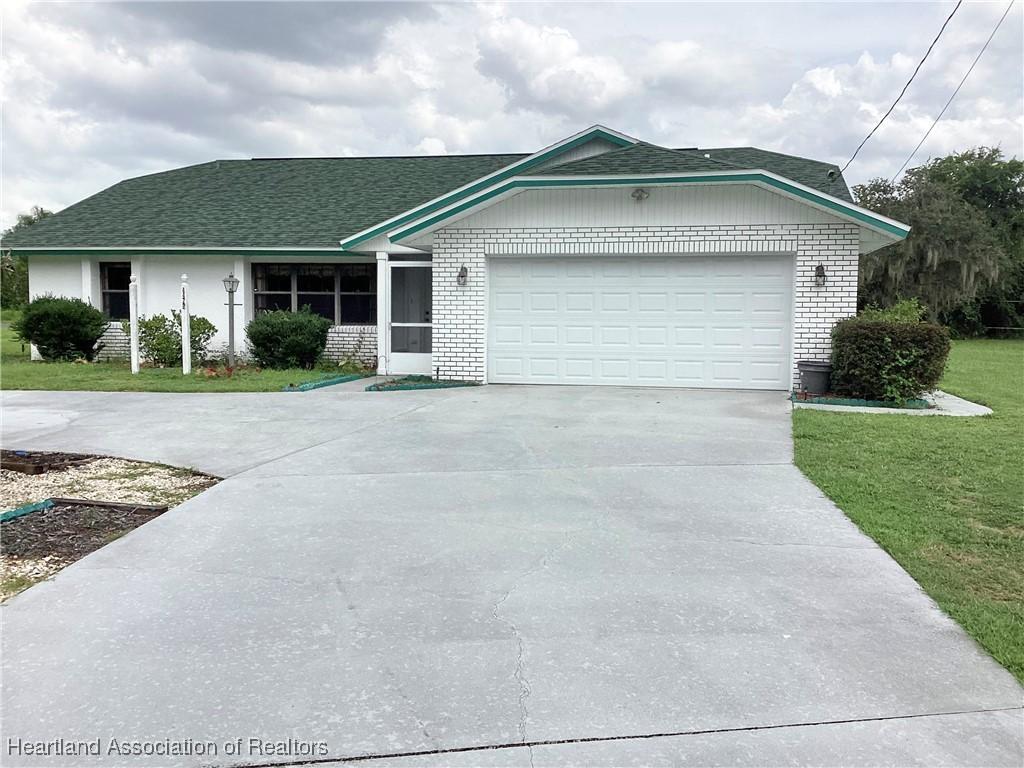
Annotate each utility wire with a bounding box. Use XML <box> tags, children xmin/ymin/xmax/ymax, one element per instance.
<box><xmin>841</xmin><ymin>0</ymin><xmax>963</xmax><ymax>173</ymax></box>
<box><xmin>891</xmin><ymin>0</ymin><xmax>1016</xmax><ymax>181</ymax></box>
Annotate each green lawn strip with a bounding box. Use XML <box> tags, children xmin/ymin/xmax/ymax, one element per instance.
<box><xmin>0</xmin><ymin>359</ymin><xmax>372</xmax><ymax>393</ymax></box>
<box><xmin>793</xmin><ymin>339</ymin><xmax>1024</xmax><ymax>682</ymax></box>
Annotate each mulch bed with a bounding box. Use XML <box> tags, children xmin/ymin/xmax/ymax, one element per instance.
<box><xmin>1</xmin><ymin>449</ymin><xmax>99</xmax><ymax>475</ymax></box>
<box><xmin>1</xmin><ymin>499</ymin><xmax>168</xmax><ymax>599</ymax></box>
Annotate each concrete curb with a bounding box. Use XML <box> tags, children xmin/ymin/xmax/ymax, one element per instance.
<box><xmin>793</xmin><ymin>390</ymin><xmax>993</xmax><ymax>416</ymax></box>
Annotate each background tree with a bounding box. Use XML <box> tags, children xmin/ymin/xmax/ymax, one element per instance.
<box><xmin>854</xmin><ymin>149</ymin><xmax>1023</xmax><ymax>335</ymax></box>
<box><xmin>1</xmin><ymin>206</ymin><xmax>54</xmax><ymax>309</ymax></box>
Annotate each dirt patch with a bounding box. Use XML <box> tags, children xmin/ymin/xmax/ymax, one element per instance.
<box><xmin>0</xmin><ymin>451</ymin><xmax>219</xmax><ymax>600</ymax></box>
<box><xmin>1</xmin><ymin>500</ymin><xmax>167</xmax><ymax>600</ymax></box>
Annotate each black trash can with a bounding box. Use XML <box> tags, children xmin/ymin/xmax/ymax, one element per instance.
<box><xmin>797</xmin><ymin>360</ymin><xmax>832</xmax><ymax>395</ymax></box>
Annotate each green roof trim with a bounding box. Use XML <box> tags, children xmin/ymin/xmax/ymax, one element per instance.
<box><xmin>337</xmin><ymin>127</ymin><xmax>634</xmax><ymax>250</ymax></box>
<box><xmin>389</xmin><ymin>173</ymin><xmax>910</xmax><ymax>242</ymax></box>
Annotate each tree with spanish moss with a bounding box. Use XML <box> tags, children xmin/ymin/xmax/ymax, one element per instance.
<box><xmin>854</xmin><ymin>148</ymin><xmax>1023</xmax><ymax>334</ymax></box>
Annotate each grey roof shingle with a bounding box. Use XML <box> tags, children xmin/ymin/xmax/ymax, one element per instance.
<box><xmin>3</xmin><ymin>142</ymin><xmax>854</xmax><ymax>250</ymax></box>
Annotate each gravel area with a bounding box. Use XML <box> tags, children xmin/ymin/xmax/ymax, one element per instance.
<box><xmin>1</xmin><ymin>455</ymin><xmax>218</xmax><ymax>600</ymax></box>
<box><xmin>0</xmin><ymin>457</ymin><xmax>217</xmax><ymax>510</ymax></box>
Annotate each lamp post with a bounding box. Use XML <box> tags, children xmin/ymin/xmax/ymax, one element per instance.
<box><xmin>223</xmin><ymin>272</ymin><xmax>240</xmax><ymax>368</ymax></box>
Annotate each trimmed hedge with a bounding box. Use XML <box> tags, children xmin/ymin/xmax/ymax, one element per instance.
<box><xmin>245</xmin><ymin>309</ymin><xmax>330</xmax><ymax>369</ymax></box>
<box><xmin>831</xmin><ymin>318</ymin><xmax>950</xmax><ymax>403</ymax></box>
<box><xmin>12</xmin><ymin>295</ymin><xmax>108</xmax><ymax>361</ymax></box>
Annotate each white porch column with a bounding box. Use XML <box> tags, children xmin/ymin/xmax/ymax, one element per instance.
<box><xmin>80</xmin><ymin>258</ymin><xmax>93</xmax><ymax>304</ymax></box>
<box><xmin>376</xmin><ymin>251</ymin><xmax>388</xmax><ymax>373</ymax></box>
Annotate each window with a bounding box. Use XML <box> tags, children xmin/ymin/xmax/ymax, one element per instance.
<box><xmin>252</xmin><ymin>263</ymin><xmax>376</xmax><ymax>324</ymax></box>
<box><xmin>100</xmin><ymin>262</ymin><xmax>131</xmax><ymax>320</ymax></box>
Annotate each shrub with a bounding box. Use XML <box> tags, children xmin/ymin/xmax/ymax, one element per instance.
<box><xmin>245</xmin><ymin>309</ymin><xmax>330</xmax><ymax>369</ymax></box>
<box><xmin>13</xmin><ymin>295</ymin><xmax>108</xmax><ymax>361</ymax></box>
<box><xmin>125</xmin><ymin>311</ymin><xmax>217</xmax><ymax>366</ymax></box>
<box><xmin>831</xmin><ymin>318</ymin><xmax>951</xmax><ymax>402</ymax></box>
<box><xmin>857</xmin><ymin>298</ymin><xmax>927</xmax><ymax>324</ymax></box>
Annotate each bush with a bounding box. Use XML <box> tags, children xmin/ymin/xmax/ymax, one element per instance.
<box><xmin>125</xmin><ymin>311</ymin><xmax>217</xmax><ymax>366</ymax></box>
<box><xmin>245</xmin><ymin>309</ymin><xmax>330</xmax><ymax>369</ymax></box>
<box><xmin>857</xmin><ymin>298</ymin><xmax>927</xmax><ymax>324</ymax></box>
<box><xmin>831</xmin><ymin>318</ymin><xmax>951</xmax><ymax>402</ymax></box>
<box><xmin>13</xmin><ymin>295</ymin><xmax>108</xmax><ymax>361</ymax></box>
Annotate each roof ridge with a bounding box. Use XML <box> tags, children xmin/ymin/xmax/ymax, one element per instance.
<box><xmin>248</xmin><ymin>152</ymin><xmax>531</xmax><ymax>161</ymax></box>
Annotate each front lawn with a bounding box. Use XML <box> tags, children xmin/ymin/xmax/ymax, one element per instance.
<box><xmin>0</xmin><ymin>310</ymin><xmax>368</xmax><ymax>392</ymax></box>
<box><xmin>0</xmin><ymin>359</ymin><xmax>366</xmax><ymax>393</ymax></box>
<box><xmin>794</xmin><ymin>339</ymin><xmax>1024</xmax><ymax>682</ymax></box>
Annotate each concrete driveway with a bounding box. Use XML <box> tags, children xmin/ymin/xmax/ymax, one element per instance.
<box><xmin>1</xmin><ymin>386</ymin><xmax>1020</xmax><ymax>767</ymax></box>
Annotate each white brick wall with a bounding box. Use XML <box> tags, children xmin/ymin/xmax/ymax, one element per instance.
<box><xmin>432</xmin><ymin>223</ymin><xmax>859</xmax><ymax>387</ymax></box>
<box><xmin>95</xmin><ymin>323</ymin><xmax>130</xmax><ymax>360</ymax></box>
<box><xmin>324</xmin><ymin>325</ymin><xmax>377</xmax><ymax>367</ymax></box>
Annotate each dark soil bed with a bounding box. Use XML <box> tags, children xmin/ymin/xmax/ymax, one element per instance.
<box><xmin>1</xmin><ymin>499</ymin><xmax>167</xmax><ymax>599</ymax></box>
<box><xmin>1</xmin><ymin>450</ymin><xmax>99</xmax><ymax>475</ymax></box>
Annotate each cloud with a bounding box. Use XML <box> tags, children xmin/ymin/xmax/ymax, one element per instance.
<box><xmin>2</xmin><ymin>0</ymin><xmax>1020</xmax><ymax>227</ymax></box>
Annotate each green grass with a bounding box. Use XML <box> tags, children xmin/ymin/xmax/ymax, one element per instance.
<box><xmin>0</xmin><ymin>310</ymin><xmax>368</xmax><ymax>393</ymax></box>
<box><xmin>794</xmin><ymin>339</ymin><xmax>1024</xmax><ymax>681</ymax></box>
<box><xmin>0</xmin><ymin>359</ymin><xmax>367</xmax><ymax>393</ymax></box>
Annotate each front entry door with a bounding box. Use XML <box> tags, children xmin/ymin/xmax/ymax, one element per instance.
<box><xmin>389</xmin><ymin>262</ymin><xmax>432</xmax><ymax>375</ymax></box>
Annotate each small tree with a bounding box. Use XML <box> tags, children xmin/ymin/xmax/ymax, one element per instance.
<box><xmin>13</xmin><ymin>295</ymin><xmax>108</xmax><ymax>361</ymax></box>
<box><xmin>1</xmin><ymin>206</ymin><xmax>54</xmax><ymax>310</ymax></box>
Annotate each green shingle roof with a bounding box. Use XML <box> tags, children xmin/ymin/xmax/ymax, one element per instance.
<box><xmin>2</xmin><ymin>154</ymin><xmax>527</xmax><ymax>250</ymax></box>
<box><xmin>3</xmin><ymin>142</ymin><xmax>854</xmax><ymax>250</ymax></box>
<box><xmin>533</xmin><ymin>142</ymin><xmax>743</xmax><ymax>175</ymax></box>
<box><xmin>535</xmin><ymin>142</ymin><xmax>853</xmax><ymax>203</ymax></box>
<box><xmin>695</xmin><ymin>147</ymin><xmax>853</xmax><ymax>202</ymax></box>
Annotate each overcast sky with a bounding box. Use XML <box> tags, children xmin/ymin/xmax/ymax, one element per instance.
<box><xmin>2</xmin><ymin>1</ymin><xmax>1021</xmax><ymax>228</ymax></box>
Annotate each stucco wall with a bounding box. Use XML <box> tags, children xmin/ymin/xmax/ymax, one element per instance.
<box><xmin>25</xmin><ymin>254</ymin><xmax>377</xmax><ymax>366</ymax></box>
<box><xmin>432</xmin><ymin>223</ymin><xmax>859</xmax><ymax>387</ymax></box>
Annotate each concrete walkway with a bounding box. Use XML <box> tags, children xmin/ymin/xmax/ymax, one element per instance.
<box><xmin>1</xmin><ymin>387</ymin><xmax>1020</xmax><ymax>767</ymax></box>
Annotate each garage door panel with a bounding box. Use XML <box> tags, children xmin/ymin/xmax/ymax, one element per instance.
<box><xmin>675</xmin><ymin>292</ymin><xmax>706</xmax><ymax>313</ymax></box>
<box><xmin>565</xmin><ymin>326</ymin><xmax>594</xmax><ymax>345</ymax></box>
<box><xmin>488</xmin><ymin>255</ymin><xmax>791</xmax><ymax>389</ymax></box>
<box><xmin>600</xmin><ymin>292</ymin><xmax>631</xmax><ymax>312</ymax></box>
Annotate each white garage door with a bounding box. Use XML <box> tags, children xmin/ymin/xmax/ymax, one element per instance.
<box><xmin>488</xmin><ymin>255</ymin><xmax>792</xmax><ymax>389</ymax></box>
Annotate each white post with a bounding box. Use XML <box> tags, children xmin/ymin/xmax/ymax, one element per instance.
<box><xmin>180</xmin><ymin>273</ymin><xmax>191</xmax><ymax>375</ymax></box>
<box><xmin>376</xmin><ymin>252</ymin><xmax>388</xmax><ymax>374</ymax></box>
<box><xmin>128</xmin><ymin>274</ymin><xmax>140</xmax><ymax>374</ymax></box>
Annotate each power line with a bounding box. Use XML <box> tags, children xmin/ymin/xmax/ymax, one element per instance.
<box><xmin>892</xmin><ymin>0</ymin><xmax>1016</xmax><ymax>181</ymax></box>
<box><xmin>841</xmin><ymin>0</ymin><xmax>963</xmax><ymax>173</ymax></box>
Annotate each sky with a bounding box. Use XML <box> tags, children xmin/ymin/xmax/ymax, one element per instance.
<box><xmin>2</xmin><ymin>0</ymin><xmax>1022</xmax><ymax>228</ymax></box>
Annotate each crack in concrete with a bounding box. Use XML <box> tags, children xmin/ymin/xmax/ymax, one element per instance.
<box><xmin>489</xmin><ymin>533</ymin><xmax>573</xmax><ymax>768</ymax></box>
<box><xmin>219</xmin><ymin>705</ymin><xmax>1024</xmax><ymax>767</ymax></box>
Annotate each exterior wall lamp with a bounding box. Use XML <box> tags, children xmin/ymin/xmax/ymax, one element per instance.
<box><xmin>814</xmin><ymin>263</ymin><xmax>827</xmax><ymax>287</ymax></box>
<box><xmin>457</xmin><ymin>265</ymin><xmax>468</xmax><ymax>286</ymax></box>
<box><xmin>631</xmin><ymin>188</ymin><xmax>650</xmax><ymax>202</ymax></box>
